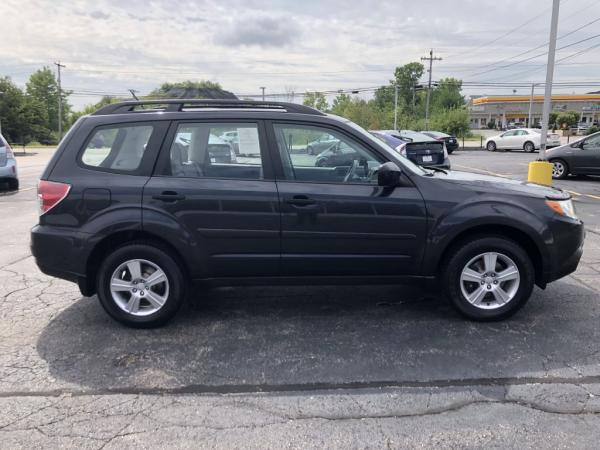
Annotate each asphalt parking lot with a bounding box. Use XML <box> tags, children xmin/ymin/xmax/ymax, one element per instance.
<box><xmin>1</xmin><ymin>148</ymin><xmax>600</xmax><ymax>448</ymax></box>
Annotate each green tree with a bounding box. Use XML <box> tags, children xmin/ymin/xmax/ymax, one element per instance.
<box><xmin>68</xmin><ymin>96</ymin><xmax>120</xmax><ymax>126</ymax></box>
<box><xmin>548</xmin><ymin>112</ymin><xmax>559</xmax><ymax>129</ymax></box>
<box><xmin>393</xmin><ymin>62</ymin><xmax>425</xmax><ymax>109</ymax></box>
<box><xmin>432</xmin><ymin>78</ymin><xmax>464</xmax><ymax>110</ymax></box>
<box><xmin>330</xmin><ymin>93</ymin><xmax>353</xmax><ymax>116</ymax></box>
<box><xmin>26</xmin><ymin>67</ymin><xmax>71</xmax><ymax>143</ymax></box>
<box><xmin>556</xmin><ymin>110</ymin><xmax>579</xmax><ymax>129</ymax></box>
<box><xmin>303</xmin><ymin>91</ymin><xmax>328</xmax><ymax>111</ymax></box>
<box><xmin>149</xmin><ymin>80</ymin><xmax>236</xmax><ymax>99</ymax></box>
<box><xmin>430</xmin><ymin>108</ymin><xmax>470</xmax><ymax>136</ymax></box>
<box><xmin>0</xmin><ymin>77</ymin><xmax>26</xmax><ymax>142</ymax></box>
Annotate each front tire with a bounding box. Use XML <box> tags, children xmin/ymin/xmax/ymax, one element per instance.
<box><xmin>486</xmin><ymin>141</ymin><xmax>496</xmax><ymax>152</ymax></box>
<box><xmin>442</xmin><ymin>236</ymin><xmax>535</xmax><ymax>321</ymax></box>
<box><xmin>551</xmin><ymin>159</ymin><xmax>569</xmax><ymax>179</ymax></box>
<box><xmin>97</xmin><ymin>242</ymin><xmax>186</xmax><ymax>328</ymax></box>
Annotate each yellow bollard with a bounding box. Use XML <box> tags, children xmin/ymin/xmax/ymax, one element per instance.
<box><xmin>527</xmin><ymin>160</ymin><xmax>554</xmax><ymax>186</ymax></box>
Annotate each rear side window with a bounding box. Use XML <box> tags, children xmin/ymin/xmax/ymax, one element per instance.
<box><xmin>167</xmin><ymin>123</ymin><xmax>264</xmax><ymax>180</ymax></box>
<box><xmin>81</xmin><ymin>124</ymin><xmax>154</xmax><ymax>171</ymax></box>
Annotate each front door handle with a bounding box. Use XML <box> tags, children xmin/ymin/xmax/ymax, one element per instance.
<box><xmin>152</xmin><ymin>191</ymin><xmax>186</xmax><ymax>202</ymax></box>
<box><xmin>285</xmin><ymin>195</ymin><xmax>316</xmax><ymax>206</ymax></box>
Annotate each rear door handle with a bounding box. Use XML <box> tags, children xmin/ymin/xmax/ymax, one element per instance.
<box><xmin>285</xmin><ymin>195</ymin><xmax>316</xmax><ymax>206</ymax></box>
<box><xmin>152</xmin><ymin>191</ymin><xmax>186</xmax><ymax>202</ymax></box>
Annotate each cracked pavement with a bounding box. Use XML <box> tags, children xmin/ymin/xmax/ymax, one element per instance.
<box><xmin>1</xmin><ymin>150</ymin><xmax>600</xmax><ymax>448</ymax></box>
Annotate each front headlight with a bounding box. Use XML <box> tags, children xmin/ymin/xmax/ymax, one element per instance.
<box><xmin>545</xmin><ymin>199</ymin><xmax>577</xmax><ymax>220</ymax></box>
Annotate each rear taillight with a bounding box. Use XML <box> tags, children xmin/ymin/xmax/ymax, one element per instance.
<box><xmin>37</xmin><ymin>180</ymin><xmax>71</xmax><ymax>215</ymax></box>
<box><xmin>5</xmin><ymin>144</ymin><xmax>14</xmax><ymax>159</ymax></box>
<box><xmin>395</xmin><ymin>143</ymin><xmax>407</xmax><ymax>157</ymax></box>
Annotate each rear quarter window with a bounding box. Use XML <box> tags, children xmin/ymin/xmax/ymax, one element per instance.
<box><xmin>80</xmin><ymin>124</ymin><xmax>154</xmax><ymax>172</ymax></box>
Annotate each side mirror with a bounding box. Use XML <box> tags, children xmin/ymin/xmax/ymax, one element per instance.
<box><xmin>377</xmin><ymin>162</ymin><xmax>402</xmax><ymax>187</ymax></box>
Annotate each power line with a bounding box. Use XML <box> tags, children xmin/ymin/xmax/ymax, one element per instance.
<box><xmin>454</xmin><ymin>15</ymin><xmax>600</xmax><ymax>75</ymax></box>
<box><xmin>468</xmin><ymin>32</ymin><xmax>600</xmax><ymax>78</ymax></box>
<box><xmin>445</xmin><ymin>3</ymin><xmax>555</xmax><ymax>59</ymax></box>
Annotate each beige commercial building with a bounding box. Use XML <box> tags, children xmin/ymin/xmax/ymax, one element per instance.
<box><xmin>468</xmin><ymin>93</ymin><xmax>600</xmax><ymax>129</ymax></box>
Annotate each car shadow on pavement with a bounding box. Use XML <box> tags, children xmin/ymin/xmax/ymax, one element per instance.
<box><xmin>36</xmin><ymin>280</ymin><xmax>600</xmax><ymax>391</ymax></box>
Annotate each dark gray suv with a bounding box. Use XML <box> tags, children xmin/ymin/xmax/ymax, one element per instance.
<box><xmin>31</xmin><ymin>100</ymin><xmax>584</xmax><ymax>327</ymax></box>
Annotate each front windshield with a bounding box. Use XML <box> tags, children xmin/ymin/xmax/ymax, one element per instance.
<box><xmin>331</xmin><ymin>115</ymin><xmax>428</xmax><ymax>175</ymax></box>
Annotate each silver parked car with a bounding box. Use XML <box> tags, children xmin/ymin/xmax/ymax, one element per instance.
<box><xmin>0</xmin><ymin>133</ymin><xmax>19</xmax><ymax>190</ymax></box>
<box><xmin>546</xmin><ymin>131</ymin><xmax>600</xmax><ymax>179</ymax></box>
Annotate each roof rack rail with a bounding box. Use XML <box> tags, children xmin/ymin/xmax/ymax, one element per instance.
<box><xmin>92</xmin><ymin>99</ymin><xmax>326</xmax><ymax>116</ymax></box>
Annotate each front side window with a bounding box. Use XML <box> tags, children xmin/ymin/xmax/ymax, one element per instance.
<box><xmin>273</xmin><ymin>124</ymin><xmax>383</xmax><ymax>184</ymax></box>
<box><xmin>168</xmin><ymin>123</ymin><xmax>263</xmax><ymax>179</ymax></box>
<box><xmin>583</xmin><ymin>133</ymin><xmax>600</xmax><ymax>150</ymax></box>
<box><xmin>81</xmin><ymin>124</ymin><xmax>154</xmax><ymax>171</ymax></box>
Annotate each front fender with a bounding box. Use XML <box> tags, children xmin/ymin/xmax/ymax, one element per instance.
<box><xmin>423</xmin><ymin>199</ymin><xmax>552</xmax><ymax>275</ymax></box>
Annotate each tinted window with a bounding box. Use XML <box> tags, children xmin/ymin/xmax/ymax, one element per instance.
<box><xmin>273</xmin><ymin>124</ymin><xmax>383</xmax><ymax>184</ymax></box>
<box><xmin>583</xmin><ymin>133</ymin><xmax>600</xmax><ymax>150</ymax></box>
<box><xmin>81</xmin><ymin>124</ymin><xmax>153</xmax><ymax>171</ymax></box>
<box><xmin>168</xmin><ymin>123</ymin><xmax>263</xmax><ymax>179</ymax></box>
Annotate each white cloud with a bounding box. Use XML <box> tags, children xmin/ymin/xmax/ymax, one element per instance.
<box><xmin>0</xmin><ymin>0</ymin><xmax>598</xmax><ymax>110</ymax></box>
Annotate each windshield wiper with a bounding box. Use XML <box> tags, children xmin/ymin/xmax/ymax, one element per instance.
<box><xmin>422</xmin><ymin>165</ymin><xmax>448</xmax><ymax>174</ymax></box>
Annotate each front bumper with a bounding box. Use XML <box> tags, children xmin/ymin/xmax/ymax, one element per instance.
<box><xmin>542</xmin><ymin>216</ymin><xmax>585</xmax><ymax>285</ymax></box>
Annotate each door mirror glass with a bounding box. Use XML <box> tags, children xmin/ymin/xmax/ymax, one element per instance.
<box><xmin>377</xmin><ymin>162</ymin><xmax>402</xmax><ymax>187</ymax></box>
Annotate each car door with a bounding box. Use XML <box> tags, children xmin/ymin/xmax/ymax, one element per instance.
<box><xmin>143</xmin><ymin>120</ymin><xmax>281</xmax><ymax>278</ymax></box>
<box><xmin>268</xmin><ymin>121</ymin><xmax>427</xmax><ymax>277</ymax></box>
<box><xmin>496</xmin><ymin>131</ymin><xmax>511</xmax><ymax>149</ymax></box>
<box><xmin>572</xmin><ymin>133</ymin><xmax>600</xmax><ymax>174</ymax></box>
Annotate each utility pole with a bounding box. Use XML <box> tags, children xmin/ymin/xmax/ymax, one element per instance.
<box><xmin>421</xmin><ymin>49</ymin><xmax>442</xmax><ymax>131</ymax></box>
<box><xmin>260</xmin><ymin>87</ymin><xmax>266</xmax><ymax>101</ymax></box>
<box><xmin>393</xmin><ymin>84</ymin><xmax>399</xmax><ymax>130</ymax></box>
<box><xmin>54</xmin><ymin>62</ymin><xmax>66</xmax><ymax>140</ymax></box>
<box><xmin>539</xmin><ymin>0</ymin><xmax>560</xmax><ymax>159</ymax></box>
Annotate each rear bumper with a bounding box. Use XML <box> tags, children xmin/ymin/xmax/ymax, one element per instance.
<box><xmin>0</xmin><ymin>160</ymin><xmax>18</xmax><ymax>179</ymax></box>
<box><xmin>31</xmin><ymin>225</ymin><xmax>93</xmax><ymax>295</ymax></box>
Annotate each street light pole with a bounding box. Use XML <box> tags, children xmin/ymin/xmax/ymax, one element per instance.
<box><xmin>260</xmin><ymin>87</ymin><xmax>266</xmax><ymax>102</ymax></box>
<box><xmin>539</xmin><ymin>0</ymin><xmax>560</xmax><ymax>160</ymax></box>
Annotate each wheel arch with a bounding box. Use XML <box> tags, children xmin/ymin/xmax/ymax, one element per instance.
<box><xmin>82</xmin><ymin>230</ymin><xmax>191</xmax><ymax>296</ymax></box>
<box><xmin>434</xmin><ymin>224</ymin><xmax>545</xmax><ymax>288</ymax></box>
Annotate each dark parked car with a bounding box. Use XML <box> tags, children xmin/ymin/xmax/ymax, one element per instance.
<box><xmin>306</xmin><ymin>134</ymin><xmax>339</xmax><ymax>155</ymax></box>
<box><xmin>32</xmin><ymin>99</ymin><xmax>584</xmax><ymax>327</ymax></box>
<box><xmin>421</xmin><ymin>131</ymin><xmax>459</xmax><ymax>154</ymax></box>
<box><xmin>547</xmin><ymin>131</ymin><xmax>600</xmax><ymax>179</ymax></box>
<box><xmin>371</xmin><ymin>130</ymin><xmax>450</xmax><ymax>169</ymax></box>
<box><xmin>314</xmin><ymin>141</ymin><xmax>358</xmax><ymax>167</ymax></box>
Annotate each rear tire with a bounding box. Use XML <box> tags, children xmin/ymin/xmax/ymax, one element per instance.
<box><xmin>486</xmin><ymin>141</ymin><xmax>496</xmax><ymax>152</ymax></box>
<box><xmin>442</xmin><ymin>236</ymin><xmax>535</xmax><ymax>321</ymax></box>
<box><xmin>97</xmin><ymin>242</ymin><xmax>187</xmax><ymax>328</ymax></box>
<box><xmin>523</xmin><ymin>141</ymin><xmax>535</xmax><ymax>153</ymax></box>
<box><xmin>550</xmin><ymin>159</ymin><xmax>569</xmax><ymax>179</ymax></box>
<box><xmin>8</xmin><ymin>179</ymin><xmax>19</xmax><ymax>190</ymax></box>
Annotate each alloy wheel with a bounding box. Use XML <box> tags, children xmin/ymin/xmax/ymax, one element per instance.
<box><xmin>459</xmin><ymin>252</ymin><xmax>520</xmax><ymax>310</ymax></box>
<box><xmin>552</xmin><ymin>161</ymin><xmax>565</xmax><ymax>178</ymax></box>
<box><xmin>109</xmin><ymin>258</ymin><xmax>169</xmax><ymax>316</ymax></box>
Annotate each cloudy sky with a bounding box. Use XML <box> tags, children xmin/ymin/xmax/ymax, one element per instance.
<box><xmin>1</xmin><ymin>0</ymin><xmax>599</xmax><ymax>110</ymax></box>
